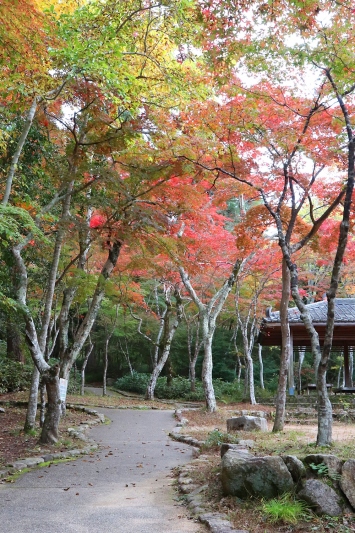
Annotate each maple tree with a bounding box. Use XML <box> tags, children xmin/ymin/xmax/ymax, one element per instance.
<box><xmin>0</xmin><ymin>0</ymin><xmax>208</xmax><ymax>442</ymax></box>
<box><xmin>176</xmin><ymin>0</ymin><xmax>355</xmax><ymax>444</ymax></box>
<box><xmin>172</xmin><ymin>185</ymin><xmax>243</xmax><ymax>412</ymax></box>
<box><xmin>234</xmin><ymin>245</ymin><xmax>282</xmax><ymax>404</ymax></box>
<box><xmin>130</xmin><ymin>281</ymin><xmax>183</xmax><ymax>400</ymax></box>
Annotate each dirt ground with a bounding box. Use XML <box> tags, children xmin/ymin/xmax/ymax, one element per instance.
<box><xmin>0</xmin><ymin>403</ymin><xmax>95</xmax><ymax>468</ymax></box>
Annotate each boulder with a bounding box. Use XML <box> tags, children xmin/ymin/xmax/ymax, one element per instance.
<box><xmin>340</xmin><ymin>459</ymin><xmax>355</xmax><ymax>510</ymax></box>
<box><xmin>282</xmin><ymin>455</ymin><xmax>307</xmax><ymax>483</ymax></box>
<box><xmin>221</xmin><ymin>451</ymin><xmax>294</xmax><ymax>499</ymax></box>
<box><xmin>227</xmin><ymin>415</ymin><xmax>267</xmax><ymax>432</ymax></box>
<box><xmin>297</xmin><ymin>479</ymin><xmax>342</xmax><ymax>516</ymax></box>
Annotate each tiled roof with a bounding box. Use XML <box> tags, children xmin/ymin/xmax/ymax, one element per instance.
<box><xmin>265</xmin><ymin>298</ymin><xmax>355</xmax><ymax>323</ymax></box>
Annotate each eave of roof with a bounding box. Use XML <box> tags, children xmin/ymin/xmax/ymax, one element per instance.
<box><xmin>264</xmin><ymin>298</ymin><xmax>355</xmax><ymax>324</ymax></box>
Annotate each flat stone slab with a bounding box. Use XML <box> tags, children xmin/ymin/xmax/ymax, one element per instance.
<box><xmin>199</xmin><ymin>513</ymin><xmax>249</xmax><ymax>533</ymax></box>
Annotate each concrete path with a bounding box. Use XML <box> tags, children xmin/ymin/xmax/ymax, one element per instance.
<box><xmin>0</xmin><ymin>409</ymin><xmax>206</xmax><ymax>533</ymax></box>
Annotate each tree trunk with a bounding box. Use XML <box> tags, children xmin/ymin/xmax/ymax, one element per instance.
<box><xmin>24</xmin><ymin>366</ymin><xmax>40</xmax><ymax>432</ymax></box>
<box><xmin>103</xmin><ymin>305</ymin><xmax>118</xmax><ymax>397</ymax></box>
<box><xmin>350</xmin><ymin>349</ymin><xmax>353</xmax><ymax>387</ymax></box>
<box><xmin>201</xmin><ymin>325</ymin><xmax>217</xmax><ymax>411</ymax></box>
<box><xmin>237</xmin><ymin>356</ymin><xmax>242</xmax><ymax>383</ymax></box>
<box><xmin>179</xmin><ymin>259</ymin><xmax>242</xmax><ymax>412</ymax></box>
<box><xmin>189</xmin><ymin>360</ymin><xmax>196</xmax><ymax>392</ymax></box>
<box><xmin>240</xmin><ymin>325</ymin><xmax>256</xmax><ymax>405</ymax></box>
<box><xmin>298</xmin><ymin>348</ymin><xmax>305</xmax><ymax>394</ymax></box>
<box><xmin>244</xmin><ymin>361</ymin><xmax>249</xmax><ymax>398</ymax></box>
<box><xmin>103</xmin><ymin>338</ymin><xmax>109</xmax><ymax>397</ymax></box>
<box><xmin>146</xmin><ymin>365</ymin><xmax>161</xmax><ymax>401</ymax></box>
<box><xmin>185</xmin><ymin>312</ymin><xmax>202</xmax><ymax>392</ymax></box>
<box><xmin>314</xmin><ymin>73</ymin><xmax>355</xmax><ymax>445</ymax></box>
<box><xmin>145</xmin><ymin>289</ymin><xmax>183</xmax><ymax>400</ymax></box>
<box><xmin>39</xmin><ymin>381</ymin><xmax>46</xmax><ymax>427</ymax></box>
<box><xmin>26</xmin><ymin>180</ymin><xmax>74</xmax><ymax>429</ymax></box>
<box><xmin>81</xmin><ymin>340</ymin><xmax>94</xmax><ymax>396</ymax></box>
<box><xmin>2</xmin><ymin>97</ymin><xmax>38</xmax><ymax>206</ymax></box>
<box><xmin>40</xmin><ymin>365</ymin><xmax>61</xmax><ymax>444</ymax></box>
<box><xmin>273</xmin><ymin>259</ymin><xmax>291</xmax><ymax>432</ymax></box>
<box><xmin>166</xmin><ymin>358</ymin><xmax>173</xmax><ymax>387</ymax></box>
<box><xmin>337</xmin><ymin>363</ymin><xmax>341</xmax><ymax>389</ymax></box>
<box><xmin>246</xmin><ymin>351</ymin><xmax>256</xmax><ymax>404</ymax></box>
<box><xmin>258</xmin><ymin>344</ymin><xmax>264</xmax><ymax>390</ymax></box>
<box><xmin>59</xmin><ymin>241</ymin><xmax>122</xmax><ymax>387</ymax></box>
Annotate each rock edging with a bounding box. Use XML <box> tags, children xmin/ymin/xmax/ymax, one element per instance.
<box><xmin>171</xmin><ymin>410</ymin><xmax>248</xmax><ymax>533</ymax></box>
<box><xmin>178</xmin><ymin>458</ymin><xmax>248</xmax><ymax>533</ymax></box>
<box><xmin>0</xmin><ymin>406</ymin><xmax>105</xmax><ymax>481</ymax></box>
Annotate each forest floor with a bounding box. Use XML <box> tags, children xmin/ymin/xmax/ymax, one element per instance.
<box><xmin>2</xmin><ymin>390</ymin><xmax>355</xmax><ymax>531</ymax></box>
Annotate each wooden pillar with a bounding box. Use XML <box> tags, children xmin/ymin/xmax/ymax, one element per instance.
<box><xmin>344</xmin><ymin>344</ymin><xmax>351</xmax><ymax>387</ymax></box>
<box><xmin>288</xmin><ymin>332</ymin><xmax>295</xmax><ymax>395</ymax></box>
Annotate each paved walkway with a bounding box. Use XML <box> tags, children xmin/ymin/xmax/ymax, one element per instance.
<box><xmin>0</xmin><ymin>409</ymin><xmax>205</xmax><ymax>533</ymax></box>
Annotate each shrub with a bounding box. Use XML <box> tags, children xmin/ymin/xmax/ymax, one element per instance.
<box><xmin>67</xmin><ymin>370</ymin><xmax>81</xmax><ymax>394</ymax></box>
<box><xmin>114</xmin><ymin>372</ymin><xmax>272</xmax><ymax>402</ymax></box>
<box><xmin>114</xmin><ymin>372</ymin><xmax>150</xmax><ymax>394</ymax></box>
<box><xmin>203</xmin><ymin>429</ymin><xmax>239</xmax><ymax>449</ymax></box>
<box><xmin>255</xmin><ymin>386</ymin><xmax>275</xmax><ymax>402</ymax></box>
<box><xmin>155</xmin><ymin>376</ymin><xmax>205</xmax><ymax>400</ymax></box>
<box><xmin>0</xmin><ymin>356</ymin><xmax>32</xmax><ymax>393</ymax></box>
<box><xmin>213</xmin><ymin>379</ymin><xmax>244</xmax><ymax>402</ymax></box>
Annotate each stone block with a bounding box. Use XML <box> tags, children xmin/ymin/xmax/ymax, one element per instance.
<box><xmin>227</xmin><ymin>416</ymin><xmax>267</xmax><ymax>432</ymax></box>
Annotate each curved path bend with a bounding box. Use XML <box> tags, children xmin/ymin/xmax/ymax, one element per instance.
<box><xmin>0</xmin><ymin>409</ymin><xmax>206</xmax><ymax>533</ymax></box>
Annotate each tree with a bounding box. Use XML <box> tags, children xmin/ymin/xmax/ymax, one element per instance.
<box><xmin>182</xmin><ymin>304</ymin><xmax>203</xmax><ymax>391</ymax></box>
<box><xmin>0</xmin><ymin>0</ymin><xmax>207</xmax><ymax>442</ymax></box>
<box><xmin>132</xmin><ymin>283</ymin><xmax>183</xmax><ymax>400</ymax></box>
<box><xmin>234</xmin><ymin>248</ymin><xmax>281</xmax><ymax>404</ymax></box>
<box><xmin>179</xmin><ymin>258</ymin><xmax>242</xmax><ymax>411</ymax></box>
<box><xmin>174</xmin><ymin>11</ymin><xmax>353</xmax><ymax>440</ymax></box>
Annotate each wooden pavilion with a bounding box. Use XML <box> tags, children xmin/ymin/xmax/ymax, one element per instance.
<box><xmin>258</xmin><ymin>298</ymin><xmax>355</xmax><ymax>393</ymax></box>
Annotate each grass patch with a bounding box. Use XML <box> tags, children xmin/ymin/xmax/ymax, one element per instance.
<box><xmin>261</xmin><ymin>493</ymin><xmax>310</xmax><ymax>524</ymax></box>
<box><xmin>202</xmin><ymin>429</ymin><xmax>239</xmax><ymax>450</ymax></box>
